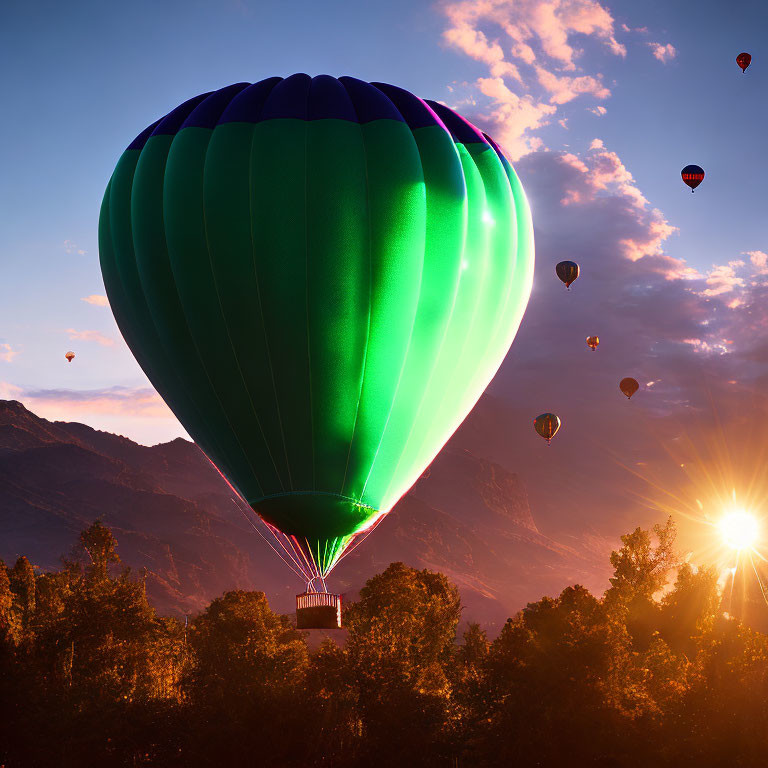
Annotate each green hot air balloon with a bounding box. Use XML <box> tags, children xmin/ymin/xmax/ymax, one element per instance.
<box><xmin>99</xmin><ymin>74</ymin><xmax>534</xmax><ymax>589</ymax></box>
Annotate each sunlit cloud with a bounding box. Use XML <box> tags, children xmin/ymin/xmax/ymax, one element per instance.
<box><xmin>700</xmin><ymin>261</ymin><xmax>746</xmax><ymax>297</ymax></box>
<box><xmin>81</xmin><ymin>294</ymin><xmax>109</xmax><ymax>307</ymax></box>
<box><xmin>745</xmin><ymin>250</ymin><xmax>768</xmax><ymax>275</ymax></box>
<box><xmin>536</xmin><ymin>66</ymin><xmax>610</xmax><ymax>104</ymax></box>
<box><xmin>0</xmin><ymin>343</ymin><xmax>19</xmax><ymax>363</ymax></box>
<box><xmin>441</xmin><ymin>0</ymin><xmax>625</xmax><ymax>158</ymax></box>
<box><xmin>65</xmin><ymin>328</ymin><xmax>114</xmax><ymax>347</ymax></box>
<box><xmin>589</xmin><ymin>105</ymin><xmax>607</xmax><ymax>116</ymax></box>
<box><xmin>1</xmin><ymin>382</ymin><xmax>175</xmax><ymax>419</ymax></box>
<box><xmin>648</xmin><ymin>42</ymin><xmax>677</xmax><ymax>63</ymax></box>
<box><xmin>474</xmin><ymin>76</ymin><xmax>556</xmax><ymax>157</ymax></box>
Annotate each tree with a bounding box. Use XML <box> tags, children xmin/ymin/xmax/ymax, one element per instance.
<box><xmin>72</xmin><ymin>520</ymin><xmax>120</xmax><ymax>584</ymax></box>
<box><xmin>659</xmin><ymin>563</ymin><xmax>720</xmax><ymax>655</ymax></box>
<box><xmin>343</xmin><ymin>563</ymin><xmax>462</xmax><ymax>767</ymax></box>
<box><xmin>605</xmin><ymin>517</ymin><xmax>677</xmax><ymax>650</ymax></box>
<box><xmin>484</xmin><ymin>585</ymin><xmax>628</xmax><ymax>766</ymax></box>
<box><xmin>8</xmin><ymin>556</ymin><xmax>36</xmax><ymax>639</ymax></box>
<box><xmin>607</xmin><ymin>517</ymin><xmax>677</xmax><ymax>602</ymax></box>
<box><xmin>183</xmin><ymin>590</ymin><xmax>309</xmax><ymax>766</ymax></box>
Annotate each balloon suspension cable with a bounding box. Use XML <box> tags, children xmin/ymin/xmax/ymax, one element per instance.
<box><xmin>204</xmin><ymin>453</ymin><xmax>328</xmax><ymax>587</ymax></box>
<box><xmin>229</xmin><ymin>495</ymin><xmax>310</xmax><ymax>583</ymax></box>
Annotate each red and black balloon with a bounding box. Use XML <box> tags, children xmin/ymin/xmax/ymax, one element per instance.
<box><xmin>681</xmin><ymin>165</ymin><xmax>705</xmax><ymax>192</ymax></box>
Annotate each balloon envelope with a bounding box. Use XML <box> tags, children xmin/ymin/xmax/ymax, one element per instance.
<box><xmin>620</xmin><ymin>377</ymin><xmax>639</xmax><ymax>399</ymax></box>
<box><xmin>737</xmin><ymin>52</ymin><xmax>751</xmax><ymax>72</ymax></box>
<box><xmin>534</xmin><ymin>413</ymin><xmax>561</xmax><ymax>443</ymax></box>
<box><xmin>586</xmin><ymin>336</ymin><xmax>599</xmax><ymax>351</ymax></box>
<box><xmin>99</xmin><ymin>74</ymin><xmax>535</xmax><ymax>578</ymax></box>
<box><xmin>681</xmin><ymin>165</ymin><xmax>705</xmax><ymax>191</ymax></box>
<box><xmin>556</xmin><ymin>260</ymin><xmax>579</xmax><ymax>288</ymax></box>
<box><xmin>65</xmin><ymin>352</ymin><xmax>75</xmax><ymax>363</ymax></box>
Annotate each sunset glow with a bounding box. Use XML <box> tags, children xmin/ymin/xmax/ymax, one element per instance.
<box><xmin>719</xmin><ymin>511</ymin><xmax>760</xmax><ymax>552</ymax></box>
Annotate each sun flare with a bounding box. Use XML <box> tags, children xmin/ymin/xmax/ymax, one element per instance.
<box><xmin>719</xmin><ymin>511</ymin><xmax>760</xmax><ymax>551</ymax></box>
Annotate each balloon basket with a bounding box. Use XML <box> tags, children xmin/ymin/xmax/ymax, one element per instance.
<box><xmin>296</xmin><ymin>591</ymin><xmax>342</xmax><ymax>629</ymax></box>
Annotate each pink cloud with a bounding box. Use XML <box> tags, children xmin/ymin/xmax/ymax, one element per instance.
<box><xmin>559</xmin><ymin>139</ymin><xmax>658</xmax><ymax>219</ymax></box>
<box><xmin>0</xmin><ymin>344</ymin><xmax>18</xmax><ymax>363</ymax></box>
<box><xmin>1</xmin><ymin>383</ymin><xmax>175</xmax><ymax>420</ymax></box>
<box><xmin>475</xmin><ymin>76</ymin><xmax>557</xmax><ymax>158</ymax></box>
<box><xmin>443</xmin><ymin>23</ymin><xmax>523</xmax><ymax>81</ymax></box>
<box><xmin>648</xmin><ymin>42</ymin><xmax>676</xmax><ymax>63</ymax></box>
<box><xmin>65</xmin><ymin>328</ymin><xmax>114</xmax><ymax>347</ymax></box>
<box><xmin>441</xmin><ymin>0</ymin><xmax>624</xmax><ymax>158</ymax></box>
<box><xmin>745</xmin><ymin>250</ymin><xmax>768</xmax><ymax>274</ymax></box>
<box><xmin>589</xmin><ymin>105</ymin><xmax>607</xmax><ymax>116</ymax></box>
<box><xmin>81</xmin><ymin>295</ymin><xmax>109</xmax><ymax>307</ymax></box>
<box><xmin>700</xmin><ymin>262</ymin><xmax>746</xmax><ymax>297</ymax></box>
<box><xmin>536</xmin><ymin>65</ymin><xmax>610</xmax><ymax>104</ymax></box>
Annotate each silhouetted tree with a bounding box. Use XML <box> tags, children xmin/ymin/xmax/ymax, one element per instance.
<box><xmin>605</xmin><ymin>517</ymin><xmax>676</xmax><ymax>651</ymax></box>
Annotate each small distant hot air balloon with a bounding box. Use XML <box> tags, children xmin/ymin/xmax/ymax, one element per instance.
<box><xmin>556</xmin><ymin>261</ymin><xmax>579</xmax><ymax>289</ymax></box>
<box><xmin>534</xmin><ymin>413</ymin><xmax>561</xmax><ymax>444</ymax></box>
<box><xmin>681</xmin><ymin>165</ymin><xmax>705</xmax><ymax>192</ymax></box>
<box><xmin>65</xmin><ymin>351</ymin><xmax>75</xmax><ymax>363</ymax></box>
<box><xmin>586</xmin><ymin>336</ymin><xmax>599</xmax><ymax>351</ymax></box>
<box><xmin>737</xmin><ymin>52</ymin><xmax>751</xmax><ymax>73</ymax></box>
<box><xmin>619</xmin><ymin>378</ymin><xmax>639</xmax><ymax>399</ymax></box>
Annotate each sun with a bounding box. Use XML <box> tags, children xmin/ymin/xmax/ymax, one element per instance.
<box><xmin>718</xmin><ymin>510</ymin><xmax>760</xmax><ymax>551</ymax></box>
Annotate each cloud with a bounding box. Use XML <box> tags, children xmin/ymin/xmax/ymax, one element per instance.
<box><xmin>474</xmin><ymin>76</ymin><xmax>557</xmax><ymax>157</ymax></box>
<box><xmin>745</xmin><ymin>250</ymin><xmax>768</xmax><ymax>275</ymax></box>
<box><xmin>589</xmin><ymin>105</ymin><xmax>607</xmax><ymax>116</ymax></box>
<box><xmin>648</xmin><ymin>42</ymin><xmax>676</xmax><ymax>63</ymax></box>
<box><xmin>443</xmin><ymin>22</ymin><xmax>523</xmax><ymax>81</ymax></box>
<box><xmin>0</xmin><ymin>383</ymin><xmax>175</xmax><ymax>420</ymax></box>
<box><xmin>441</xmin><ymin>0</ymin><xmax>625</xmax><ymax>159</ymax></box>
<box><xmin>536</xmin><ymin>65</ymin><xmax>610</xmax><ymax>104</ymax></box>
<box><xmin>81</xmin><ymin>295</ymin><xmax>109</xmax><ymax>307</ymax></box>
<box><xmin>700</xmin><ymin>261</ymin><xmax>746</xmax><ymax>297</ymax></box>
<box><xmin>558</xmin><ymin>139</ymin><xmax>665</xmax><ymax>220</ymax></box>
<box><xmin>0</xmin><ymin>344</ymin><xmax>18</xmax><ymax>363</ymax></box>
<box><xmin>63</xmin><ymin>240</ymin><xmax>87</xmax><ymax>256</ymax></box>
<box><xmin>65</xmin><ymin>328</ymin><xmax>114</xmax><ymax>347</ymax></box>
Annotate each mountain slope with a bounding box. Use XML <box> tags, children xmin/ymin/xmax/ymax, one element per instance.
<box><xmin>0</xmin><ymin>399</ymin><xmax>612</xmax><ymax>626</ymax></box>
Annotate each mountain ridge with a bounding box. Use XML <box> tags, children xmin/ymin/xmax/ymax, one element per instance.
<box><xmin>0</xmin><ymin>398</ymin><xmax>613</xmax><ymax>628</ymax></box>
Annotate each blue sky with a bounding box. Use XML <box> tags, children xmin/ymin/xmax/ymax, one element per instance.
<box><xmin>1</xmin><ymin>0</ymin><xmax>767</xmax><ymax>445</ymax></box>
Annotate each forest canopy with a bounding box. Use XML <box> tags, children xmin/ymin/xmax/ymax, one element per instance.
<box><xmin>2</xmin><ymin>519</ymin><xmax>767</xmax><ymax>768</ymax></box>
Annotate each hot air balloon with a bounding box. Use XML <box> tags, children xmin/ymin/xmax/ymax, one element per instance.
<box><xmin>65</xmin><ymin>352</ymin><xmax>75</xmax><ymax>363</ymax></box>
<box><xmin>586</xmin><ymin>336</ymin><xmax>599</xmax><ymax>351</ymax></box>
<box><xmin>620</xmin><ymin>378</ymin><xmax>639</xmax><ymax>399</ymax></box>
<box><xmin>99</xmin><ymin>74</ymin><xmax>535</xmax><ymax>627</ymax></box>
<box><xmin>681</xmin><ymin>165</ymin><xmax>705</xmax><ymax>192</ymax></box>
<box><xmin>737</xmin><ymin>52</ymin><xmax>751</xmax><ymax>73</ymax></box>
<box><xmin>556</xmin><ymin>260</ymin><xmax>579</xmax><ymax>289</ymax></box>
<box><xmin>534</xmin><ymin>413</ymin><xmax>561</xmax><ymax>444</ymax></box>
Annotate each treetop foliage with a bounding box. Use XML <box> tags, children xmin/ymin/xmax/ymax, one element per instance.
<box><xmin>2</xmin><ymin>517</ymin><xmax>768</xmax><ymax>767</ymax></box>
